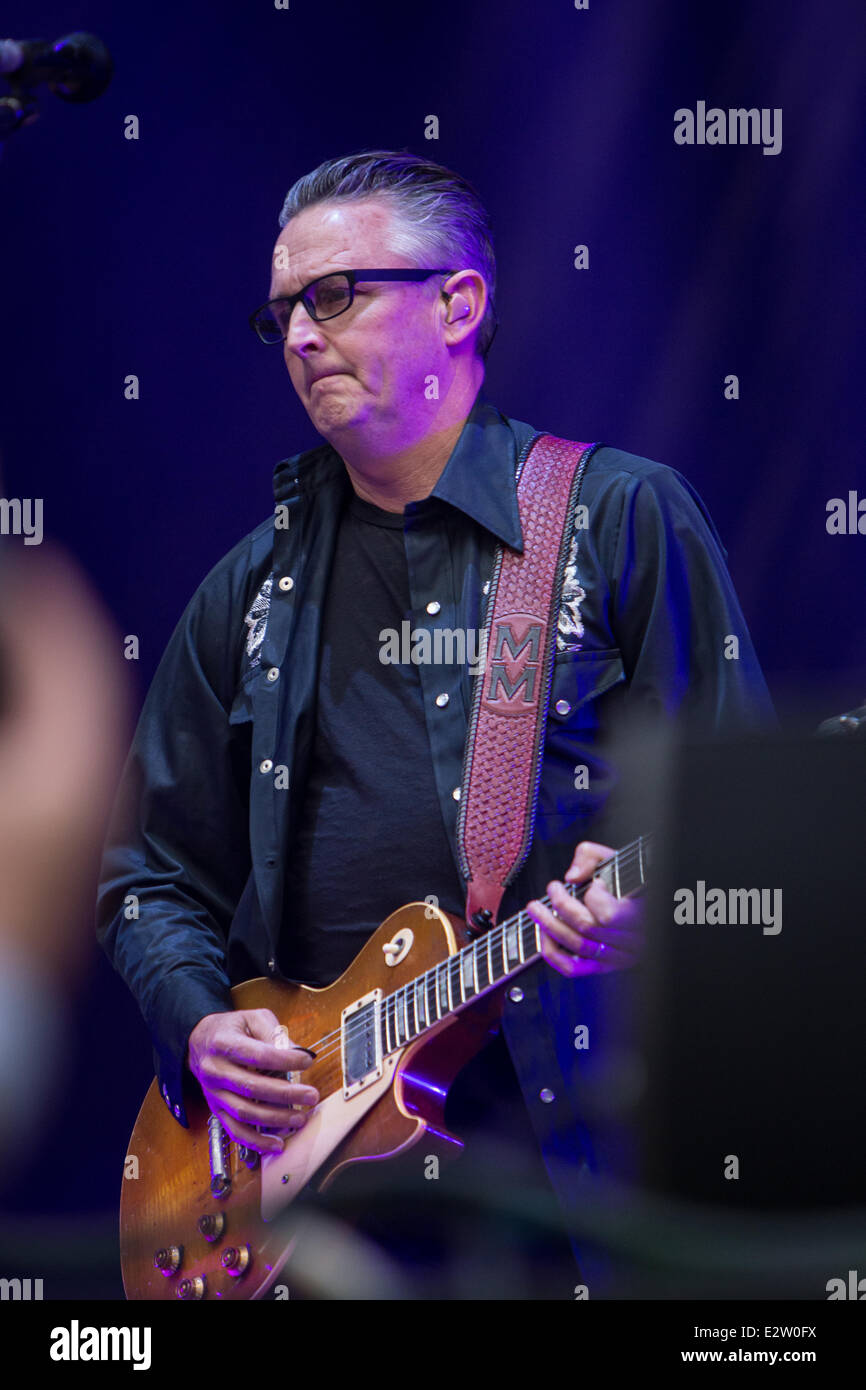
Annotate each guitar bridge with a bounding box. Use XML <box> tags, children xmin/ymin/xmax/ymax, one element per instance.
<box><xmin>342</xmin><ymin>990</ymin><xmax>383</xmax><ymax>1098</ymax></box>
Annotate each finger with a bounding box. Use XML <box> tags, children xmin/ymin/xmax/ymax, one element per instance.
<box><xmin>553</xmin><ymin>878</ymin><xmax>643</xmax><ymax>945</ymax></box>
<box><xmin>206</xmin><ymin>1086</ymin><xmax>316</xmax><ymax>1133</ymax></box>
<box><xmin>204</xmin><ymin>1109</ymin><xmax>285</xmax><ymax>1156</ymax></box>
<box><xmin>216</xmin><ymin>1028</ymin><xmax>317</xmax><ymax>1074</ymax></box>
<box><xmin>563</xmin><ymin>841</ymin><xmax>616</xmax><ymax>884</ymax></box>
<box><xmin>582</xmin><ymin>879</ymin><xmax>644</xmax><ymax>931</ymax></box>
<box><xmin>540</xmin><ymin>932</ymin><xmax>602</xmax><ymax>979</ymax></box>
<box><xmin>196</xmin><ymin>1058</ymin><xmax>319</xmax><ymax>1108</ymax></box>
<box><xmin>530</xmin><ymin>893</ymin><xmax>635</xmax><ymax>969</ymax></box>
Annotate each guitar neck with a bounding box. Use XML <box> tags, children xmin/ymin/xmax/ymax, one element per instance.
<box><xmin>377</xmin><ymin>834</ymin><xmax>652</xmax><ymax>1058</ymax></box>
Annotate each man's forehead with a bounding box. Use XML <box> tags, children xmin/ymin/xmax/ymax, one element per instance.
<box><xmin>269</xmin><ymin>197</ymin><xmax>404</xmax><ymax>295</ymax></box>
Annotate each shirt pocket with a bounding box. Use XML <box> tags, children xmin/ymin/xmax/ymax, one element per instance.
<box><xmin>546</xmin><ymin>647</ymin><xmax>626</xmax><ymax>737</ymax></box>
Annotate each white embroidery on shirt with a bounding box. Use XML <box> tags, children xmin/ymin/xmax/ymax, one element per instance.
<box><xmin>556</xmin><ymin>520</ymin><xmax>586</xmax><ymax>653</ymax></box>
<box><xmin>243</xmin><ymin>573</ymin><xmax>273</xmax><ymax>669</ymax></box>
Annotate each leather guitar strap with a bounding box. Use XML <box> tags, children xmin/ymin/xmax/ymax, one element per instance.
<box><xmin>456</xmin><ymin>433</ymin><xmax>600</xmax><ymax>935</ymax></box>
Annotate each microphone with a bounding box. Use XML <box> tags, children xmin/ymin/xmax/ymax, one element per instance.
<box><xmin>0</xmin><ymin>32</ymin><xmax>112</xmax><ymax>103</ymax></box>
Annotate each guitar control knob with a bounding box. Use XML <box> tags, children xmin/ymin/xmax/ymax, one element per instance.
<box><xmin>153</xmin><ymin>1245</ymin><xmax>182</xmax><ymax>1276</ymax></box>
<box><xmin>176</xmin><ymin>1276</ymin><xmax>206</xmax><ymax>1300</ymax></box>
<box><xmin>220</xmin><ymin>1244</ymin><xmax>251</xmax><ymax>1277</ymax></box>
<box><xmin>197</xmin><ymin>1213</ymin><xmax>226</xmax><ymax>1242</ymax></box>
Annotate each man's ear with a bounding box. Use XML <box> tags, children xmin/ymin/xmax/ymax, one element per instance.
<box><xmin>441</xmin><ymin>270</ymin><xmax>486</xmax><ymax>344</ymax></box>
<box><xmin>445</xmin><ymin>295</ymin><xmax>471</xmax><ymax>322</ymax></box>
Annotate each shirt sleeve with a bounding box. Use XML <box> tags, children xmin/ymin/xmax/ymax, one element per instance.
<box><xmin>96</xmin><ymin>550</ymin><xmax>253</xmax><ymax>1124</ymax></box>
<box><xmin>605</xmin><ymin>463</ymin><xmax>777</xmax><ymax>733</ymax></box>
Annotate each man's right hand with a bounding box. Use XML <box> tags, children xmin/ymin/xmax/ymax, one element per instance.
<box><xmin>187</xmin><ymin>1009</ymin><xmax>320</xmax><ymax>1155</ymax></box>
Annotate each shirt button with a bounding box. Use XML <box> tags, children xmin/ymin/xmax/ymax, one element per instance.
<box><xmin>266</xmin><ymin>667</ymin><xmax>279</xmax><ymax>682</ymax></box>
<box><xmin>540</xmin><ymin>1088</ymin><xmax>555</xmax><ymax>1104</ymax></box>
<box><xmin>482</xmin><ymin>580</ymin><xmax>490</xmax><ymax>595</ymax></box>
<box><xmin>452</xmin><ymin>786</ymin><xmax>461</xmax><ymax>801</ymax></box>
<box><xmin>435</xmin><ymin>692</ymin><xmax>449</xmax><ymax>708</ymax></box>
<box><xmin>259</xmin><ymin>759</ymin><xmax>273</xmax><ymax>774</ymax></box>
<box><xmin>278</xmin><ymin>576</ymin><xmax>294</xmax><ymax>591</ymax></box>
<box><xmin>426</xmin><ymin>600</ymin><xmax>441</xmax><ymax>615</ymax></box>
<box><xmin>555</xmin><ymin>699</ymin><xmax>571</xmax><ymax>716</ymax></box>
<box><xmin>508</xmin><ymin>986</ymin><xmax>524</xmax><ymax>1003</ymax></box>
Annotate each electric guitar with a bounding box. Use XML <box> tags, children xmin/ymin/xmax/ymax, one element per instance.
<box><xmin>119</xmin><ymin>834</ymin><xmax>651</xmax><ymax>1299</ymax></box>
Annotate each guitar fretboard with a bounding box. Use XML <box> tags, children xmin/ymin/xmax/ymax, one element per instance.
<box><xmin>377</xmin><ymin>834</ymin><xmax>651</xmax><ymax>1056</ymax></box>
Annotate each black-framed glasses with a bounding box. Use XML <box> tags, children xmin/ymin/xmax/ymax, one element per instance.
<box><xmin>248</xmin><ymin>269</ymin><xmax>455</xmax><ymax>344</ymax></box>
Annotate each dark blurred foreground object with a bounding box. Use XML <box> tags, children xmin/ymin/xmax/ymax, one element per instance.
<box><xmin>0</xmin><ymin>541</ymin><xmax>130</xmax><ymax>1171</ymax></box>
<box><xmin>0</xmin><ymin>32</ymin><xmax>113</xmax><ymax>144</ymax></box>
<box><xmin>564</xmin><ymin>724</ymin><xmax>866</xmax><ymax>1297</ymax></box>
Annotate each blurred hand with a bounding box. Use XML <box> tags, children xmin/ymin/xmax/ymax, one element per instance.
<box><xmin>0</xmin><ymin>543</ymin><xmax>130</xmax><ymax>982</ymax></box>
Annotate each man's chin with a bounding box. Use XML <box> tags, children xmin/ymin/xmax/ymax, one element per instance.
<box><xmin>306</xmin><ymin>389</ymin><xmax>365</xmax><ymax>435</ymax></box>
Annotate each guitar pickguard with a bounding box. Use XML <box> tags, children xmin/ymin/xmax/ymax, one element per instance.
<box><xmin>260</xmin><ymin>1049</ymin><xmax>406</xmax><ymax>1222</ymax></box>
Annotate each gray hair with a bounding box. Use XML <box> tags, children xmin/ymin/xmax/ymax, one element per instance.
<box><xmin>277</xmin><ymin>149</ymin><xmax>498</xmax><ymax>360</ymax></box>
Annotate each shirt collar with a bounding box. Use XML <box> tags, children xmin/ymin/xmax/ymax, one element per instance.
<box><xmin>418</xmin><ymin>386</ymin><xmax>525</xmax><ymax>551</ymax></box>
<box><xmin>274</xmin><ymin>386</ymin><xmax>527</xmax><ymax>551</ymax></box>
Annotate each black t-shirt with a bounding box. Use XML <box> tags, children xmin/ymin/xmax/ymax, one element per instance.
<box><xmin>279</xmin><ymin>487</ymin><xmax>466</xmax><ymax>986</ymax></box>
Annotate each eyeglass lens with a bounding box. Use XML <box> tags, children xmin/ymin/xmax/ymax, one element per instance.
<box><xmin>258</xmin><ymin>274</ymin><xmax>352</xmax><ymax>341</ymax></box>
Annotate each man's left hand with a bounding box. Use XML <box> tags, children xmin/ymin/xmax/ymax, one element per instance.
<box><xmin>526</xmin><ymin>840</ymin><xmax>645</xmax><ymax>978</ymax></box>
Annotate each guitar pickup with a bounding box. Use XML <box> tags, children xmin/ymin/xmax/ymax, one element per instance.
<box><xmin>341</xmin><ymin>990</ymin><xmax>383</xmax><ymax>1098</ymax></box>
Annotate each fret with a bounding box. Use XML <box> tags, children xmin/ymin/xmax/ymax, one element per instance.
<box><xmin>401</xmin><ymin>987</ymin><xmax>411</xmax><ymax>1041</ymax></box>
<box><xmin>461</xmin><ymin>948</ymin><xmax>474</xmax><ymax>1002</ymax></box>
<box><xmin>415</xmin><ymin>976</ymin><xmax>427</xmax><ymax>1029</ymax></box>
<box><xmin>429</xmin><ymin>968</ymin><xmax>441</xmax><ymax>1023</ymax></box>
<box><xmin>638</xmin><ymin>837</ymin><xmax>644</xmax><ymax>888</ymax></box>
<box><xmin>477</xmin><ymin>936</ymin><xmax>492</xmax><ymax>992</ymax></box>
<box><xmin>448</xmin><ymin>955</ymin><xmax>461</xmax><ymax>1010</ymax></box>
<box><xmin>519</xmin><ymin>913</ymin><xmax>536</xmax><ymax>960</ymax></box>
<box><xmin>506</xmin><ymin>919</ymin><xmax>520</xmax><ymax>968</ymax></box>
<box><xmin>404</xmin><ymin>984</ymin><xmax>415</xmax><ymax>1039</ymax></box>
<box><xmin>614</xmin><ymin>852</ymin><xmax>621</xmax><ymax>900</ymax></box>
<box><xmin>525</xmin><ymin>912</ymin><xmax>541</xmax><ymax>955</ymax></box>
<box><xmin>438</xmin><ymin>962</ymin><xmax>450</xmax><ymax>1016</ymax></box>
<box><xmin>498</xmin><ymin>925</ymin><xmax>509</xmax><ymax>979</ymax></box>
<box><xmin>384</xmin><ymin>996</ymin><xmax>394</xmax><ymax>1054</ymax></box>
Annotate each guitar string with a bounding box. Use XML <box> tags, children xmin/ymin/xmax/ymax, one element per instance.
<box><xmin>241</xmin><ymin>839</ymin><xmax>649</xmax><ymax>1083</ymax></box>
<box><xmin>296</xmin><ymin>837</ymin><xmax>649</xmax><ymax>1064</ymax></box>
<box><xmin>212</xmin><ymin>839</ymin><xmax>650</xmax><ymax>1156</ymax></box>
<box><xmin>265</xmin><ymin>839</ymin><xmax>647</xmax><ymax>1069</ymax></box>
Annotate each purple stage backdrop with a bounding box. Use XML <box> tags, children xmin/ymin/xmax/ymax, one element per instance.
<box><xmin>0</xmin><ymin>0</ymin><xmax>863</xmax><ymax>1298</ymax></box>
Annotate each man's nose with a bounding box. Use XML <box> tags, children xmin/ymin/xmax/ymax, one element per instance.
<box><xmin>284</xmin><ymin>299</ymin><xmax>326</xmax><ymax>355</ymax></box>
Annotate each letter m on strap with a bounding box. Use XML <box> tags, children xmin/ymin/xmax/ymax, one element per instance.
<box><xmin>487</xmin><ymin>615</ymin><xmax>544</xmax><ymax>710</ymax></box>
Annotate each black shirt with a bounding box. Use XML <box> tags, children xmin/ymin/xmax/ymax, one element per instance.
<box><xmin>279</xmin><ymin>488</ymin><xmax>466</xmax><ymax>984</ymax></box>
